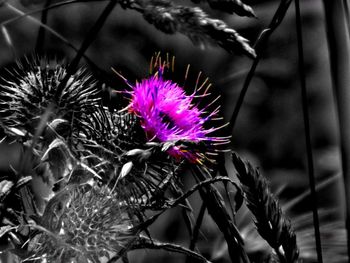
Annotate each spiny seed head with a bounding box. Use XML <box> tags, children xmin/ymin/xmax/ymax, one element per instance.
<box><xmin>0</xmin><ymin>56</ymin><xmax>100</xmax><ymax>140</ymax></box>
<box><xmin>27</xmin><ymin>185</ymin><xmax>136</xmax><ymax>262</ymax></box>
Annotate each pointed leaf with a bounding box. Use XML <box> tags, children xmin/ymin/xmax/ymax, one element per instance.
<box><xmin>8</xmin><ymin>127</ymin><xmax>25</xmax><ymax>137</ymax></box>
<box><xmin>120</xmin><ymin>161</ymin><xmax>133</xmax><ymax>179</ymax></box>
<box><xmin>126</xmin><ymin>149</ymin><xmax>144</xmax><ymax>156</ymax></box>
<box><xmin>0</xmin><ymin>226</ymin><xmax>14</xmax><ymax>238</ymax></box>
<box><xmin>199</xmin><ymin>0</ymin><xmax>256</xmax><ymax>17</ymax></box>
<box><xmin>16</xmin><ymin>176</ymin><xmax>32</xmax><ymax>188</ymax></box>
<box><xmin>0</xmin><ymin>180</ymin><xmax>14</xmax><ymax>200</ymax></box>
<box><xmin>45</xmin><ymin>118</ymin><xmax>70</xmax><ymax>139</ymax></box>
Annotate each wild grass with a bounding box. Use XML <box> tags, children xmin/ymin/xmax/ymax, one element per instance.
<box><xmin>0</xmin><ymin>0</ymin><xmax>346</xmax><ymax>263</ymax></box>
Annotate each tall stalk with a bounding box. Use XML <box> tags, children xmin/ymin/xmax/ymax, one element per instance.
<box><xmin>294</xmin><ymin>0</ymin><xmax>323</xmax><ymax>261</ymax></box>
<box><xmin>322</xmin><ymin>0</ymin><xmax>350</xmax><ymax>260</ymax></box>
<box><xmin>229</xmin><ymin>0</ymin><xmax>292</xmax><ymax>132</ymax></box>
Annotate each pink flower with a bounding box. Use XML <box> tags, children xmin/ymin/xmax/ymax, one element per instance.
<box><xmin>126</xmin><ymin>63</ymin><xmax>228</xmax><ymax>163</ymax></box>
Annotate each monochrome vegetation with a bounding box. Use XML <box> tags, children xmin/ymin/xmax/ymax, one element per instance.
<box><xmin>0</xmin><ymin>0</ymin><xmax>347</xmax><ymax>262</ymax></box>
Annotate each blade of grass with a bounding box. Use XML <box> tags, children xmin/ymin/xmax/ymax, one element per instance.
<box><xmin>322</xmin><ymin>0</ymin><xmax>350</xmax><ymax>260</ymax></box>
<box><xmin>191</xmin><ymin>166</ymin><xmax>250</xmax><ymax>263</ymax></box>
<box><xmin>228</xmin><ymin>0</ymin><xmax>293</xmax><ymax>132</ymax></box>
<box><xmin>188</xmin><ymin>202</ymin><xmax>206</xmax><ymax>251</ymax></box>
<box><xmin>172</xmin><ymin>184</ymin><xmax>195</xmax><ymax>241</ymax></box>
<box><xmin>294</xmin><ymin>0</ymin><xmax>323</xmax><ymax>262</ymax></box>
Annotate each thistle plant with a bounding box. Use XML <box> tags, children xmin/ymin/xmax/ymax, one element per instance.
<box><xmin>0</xmin><ymin>0</ymin><xmax>336</xmax><ymax>262</ymax></box>
<box><xmin>26</xmin><ymin>184</ymin><xmax>137</xmax><ymax>263</ymax></box>
<box><xmin>126</xmin><ymin>55</ymin><xmax>229</xmax><ymax>164</ymax></box>
<box><xmin>0</xmin><ymin>56</ymin><xmax>100</xmax><ymax>140</ymax></box>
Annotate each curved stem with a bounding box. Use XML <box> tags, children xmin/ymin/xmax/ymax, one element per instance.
<box><xmin>228</xmin><ymin>0</ymin><xmax>293</xmax><ymax>133</ymax></box>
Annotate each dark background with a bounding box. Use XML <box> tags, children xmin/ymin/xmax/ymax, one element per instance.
<box><xmin>0</xmin><ymin>0</ymin><xmax>345</xmax><ymax>262</ymax></box>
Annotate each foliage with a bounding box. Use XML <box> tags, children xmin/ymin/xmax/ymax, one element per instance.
<box><xmin>0</xmin><ymin>0</ymin><xmax>344</xmax><ymax>263</ymax></box>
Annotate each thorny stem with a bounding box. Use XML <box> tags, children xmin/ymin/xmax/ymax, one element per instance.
<box><xmin>228</xmin><ymin>0</ymin><xmax>293</xmax><ymax>132</ymax></box>
<box><xmin>294</xmin><ymin>0</ymin><xmax>323</xmax><ymax>262</ymax></box>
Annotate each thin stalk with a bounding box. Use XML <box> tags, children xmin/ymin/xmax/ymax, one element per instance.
<box><xmin>131</xmin><ymin>236</ymin><xmax>211</xmax><ymax>263</ymax></box>
<box><xmin>35</xmin><ymin>0</ymin><xmax>52</xmax><ymax>53</ymax></box>
<box><xmin>55</xmin><ymin>0</ymin><xmax>117</xmax><ymax>99</ymax></box>
<box><xmin>322</xmin><ymin>0</ymin><xmax>350</xmax><ymax>260</ymax></box>
<box><xmin>229</xmin><ymin>0</ymin><xmax>293</xmax><ymax>132</ymax></box>
<box><xmin>228</xmin><ymin>58</ymin><xmax>258</xmax><ymax>131</ymax></box>
<box><xmin>294</xmin><ymin>0</ymin><xmax>323</xmax><ymax>262</ymax></box>
<box><xmin>188</xmin><ymin>202</ymin><xmax>206</xmax><ymax>251</ymax></box>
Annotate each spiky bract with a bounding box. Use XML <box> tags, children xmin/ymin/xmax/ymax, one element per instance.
<box><xmin>0</xmin><ymin>56</ymin><xmax>100</xmax><ymax>140</ymax></box>
<box><xmin>27</xmin><ymin>185</ymin><xmax>136</xmax><ymax>263</ymax></box>
<box><xmin>76</xmin><ymin>111</ymin><xmax>180</xmax><ymax>207</ymax></box>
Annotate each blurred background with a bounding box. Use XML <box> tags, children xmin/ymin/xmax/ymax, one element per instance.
<box><xmin>0</xmin><ymin>0</ymin><xmax>346</xmax><ymax>262</ymax></box>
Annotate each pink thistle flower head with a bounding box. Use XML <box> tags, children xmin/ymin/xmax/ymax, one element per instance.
<box><xmin>126</xmin><ymin>56</ymin><xmax>228</xmax><ymax>163</ymax></box>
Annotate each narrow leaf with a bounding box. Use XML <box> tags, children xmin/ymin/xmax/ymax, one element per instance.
<box><xmin>8</xmin><ymin>127</ymin><xmax>26</xmax><ymax>137</ymax></box>
<box><xmin>120</xmin><ymin>161</ymin><xmax>133</xmax><ymax>179</ymax></box>
<box><xmin>0</xmin><ymin>180</ymin><xmax>14</xmax><ymax>200</ymax></box>
<box><xmin>16</xmin><ymin>176</ymin><xmax>32</xmax><ymax>188</ymax></box>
